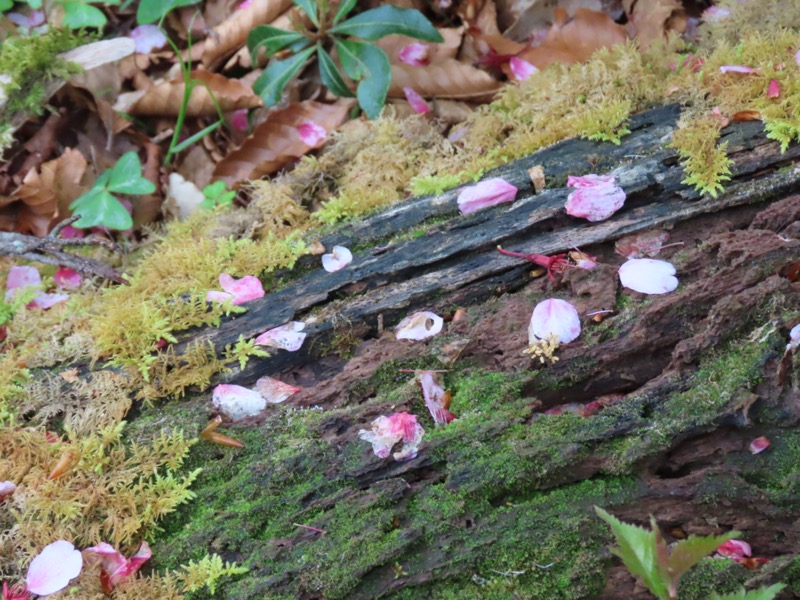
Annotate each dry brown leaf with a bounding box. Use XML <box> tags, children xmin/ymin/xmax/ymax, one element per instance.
<box><xmin>376</xmin><ymin>28</ymin><xmax>464</xmax><ymax>65</ymax></box>
<box><xmin>202</xmin><ymin>0</ymin><xmax>293</xmax><ymax>68</ymax></box>
<box><xmin>459</xmin><ymin>0</ymin><xmax>502</xmax><ymax>63</ymax></box>
<box><xmin>388</xmin><ymin>98</ymin><xmax>476</xmax><ymax>124</ymax></box>
<box><xmin>127</xmin><ymin>71</ymin><xmax>261</xmax><ymax>117</ymax></box>
<box><xmin>623</xmin><ymin>0</ymin><xmax>685</xmax><ymax>47</ymax></box>
<box><xmin>213</xmin><ymin>99</ymin><xmax>353</xmax><ymax>186</ymax></box>
<box><xmin>498</xmin><ymin>0</ymin><xmax>621</xmax><ymax>40</ymax></box>
<box><xmin>225</xmin><ymin>12</ymin><xmax>292</xmax><ymax>70</ymax></box>
<box><xmin>389</xmin><ymin>59</ymin><xmax>502</xmax><ymax>101</ymax></box>
<box><xmin>59</xmin><ymin>369</ymin><xmax>80</xmax><ymax>383</ymax></box>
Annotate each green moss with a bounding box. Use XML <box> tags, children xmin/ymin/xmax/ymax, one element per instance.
<box><xmin>678</xmin><ymin>558</ymin><xmax>750</xmax><ymax>599</ymax></box>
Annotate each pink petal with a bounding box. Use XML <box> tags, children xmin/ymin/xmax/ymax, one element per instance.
<box><xmin>717</xmin><ymin>539</ymin><xmax>752</xmax><ymax>559</ymax></box>
<box><xmin>796</xmin><ymin>49</ymin><xmax>800</xmax><ymax>68</ymax></box>
<box><xmin>618</xmin><ymin>258</ymin><xmax>678</xmax><ymax>295</ymax></box>
<box><xmin>231</xmin><ymin>109</ymin><xmax>249</xmax><ymax>131</ymax></box>
<box><xmin>0</xmin><ymin>481</ymin><xmax>16</xmax><ymax>499</ymax></box>
<box><xmin>767</xmin><ymin>79</ymin><xmax>781</xmax><ymax>98</ymax></box>
<box><xmin>569</xmin><ymin>249</ymin><xmax>597</xmax><ymax>270</ymax></box>
<box><xmin>54</xmin><ymin>268</ymin><xmax>82</xmax><ymax>289</ymax></box>
<box><xmin>297</xmin><ymin>120</ymin><xmax>327</xmax><ymax>146</ymax></box>
<box><xmin>749</xmin><ymin>436</ymin><xmax>771</xmax><ymax>454</ymax></box>
<box><xmin>84</xmin><ymin>541</ymin><xmax>151</xmax><ymax>591</ymax></box>
<box><xmin>398</xmin><ymin>43</ymin><xmax>429</xmax><ymax>66</ymax></box>
<box><xmin>6</xmin><ymin>266</ymin><xmax>41</xmax><ymax>298</ymax></box>
<box><xmin>216</xmin><ymin>273</ymin><xmax>265</xmax><ymax>305</ymax></box>
<box><xmin>509</xmin><ymin>57</ymin><xmax>538</xmax><ymax>80</ymax></box>
<box><xmin>788</xmin><ymin>323</ymin><xmax>800</xmax><ymax>351</ymax></box>
<box><xmin>720</xmin><ymin>65</ymin><xmax>756</xmax><ymax>74</ymax></box>
<box><xmin>614</xmin><ymin>230</ymin><xmax>670</xmax><ymax>259</ymax></box>
<box><xmin>212</xmin><ymin>384</ymin><xmax>266</xmax><ymax>421</ymax></box>
<box><xmin>206</xmin><ymin>290</ymin><xmax>235</xmax><ymax>304</ymax></box>
<box><xmin>395</xmin><ymin>311</ymin><xmax>443</xmax><ymax>340</ymax></box>
<box><xmin>59</xmin><ymin>225</ymin><xmax>85</xmax><ymax>239</ymax></box>
<box><xmin>255</xmin><ymin>321</ymin><xmax>306</xmax><ymax>351</ymax></box>
<box><xmin>321</xmin><ymin>245</ymin><xmax>353</xmax><ymax>272</ymax></box>
<box><xmin>528</xmin><ymin>299</ymin><xmax>581</xmax><ymax>345</ymax></box>
<box><xmin>565</xmin><ymin>174</ymin><xmax>625</xmax><ymax>222</ymax></box>
<box><xmin>30</xmin><ymin>293</ymin><xmax>69</xmax><ymax>309</ymax></box>
<box><xmin>418</xmin><ymin>371</ymin><xmax>456</xmax><ymax>425</ymax></box>
<box><xmin>26</xmin><ymin>541</ymin><xmax>83</xmax><ymax>596</ymax></box>
<box><xmin>130</xmin><ymin>25</ymin><xmax>168</xmax><ymax>54</ymax></box>
<box><xmin>456</xmin><ymin>178</ymin><xmax>518</xmax><ymax>215</ymax></box>
<box><xmin>403</xmin><ymin>87</ymin><xmax>430</xmax><ymax>114</ymax></box>
<box><xmin>254</xmin><ymin>376</ymin><xmax>300</xmax><ymax>404</ymax></box>
<box><xmin>358</xmin><ymin>412</ymin><xmax>425</xmax><ymax>461</ymax></box>
<box><xmin>237</xmin><ymin>0</ymin><xmax>253</xmax><ymax>9</ymax></box>
<box><xmin>702</xmin><ymin>6</ymin><xmax>730</xmax><ymax>22</ymax></box>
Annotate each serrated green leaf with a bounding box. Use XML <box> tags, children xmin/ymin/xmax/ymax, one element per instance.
<box><xmin>317</xmin><ymin>47</ymin><xmax>353</xmax><ymax>98</ymax></box>
<box><xmin>71</xmin><ymin>190</ymin><xmax>133</xmax><ymax>230</ymax></box>
<box><xmin>332</xmin><ymin>0</ymin><xmax>357</xmax><ymax>24</ymax></box>
<box><xmin>595</xmin><ymin>507</ymin><xmax>671</xmax><ymax>600</ymax></box>
<box><xmin>332</xmin><ymin>5</ymin><xmax>444</xmax><ymax>42</ymax></box>
<box><xmin>248</xmin><ymin>25</ymin><xmax>308</xmax><ymax>58</ymax></box>
<box><xmin>292</xmin><ymin>0</ymin><xmax>318</xmax><ymax>26</ymax></box>
<box><xmin>137</xmin><ymin>0</ymin><xmax>200</xmax><ymax>24</ymax></box>
<box><xmin>108</xmin><ymin>152</ymin><xmax>156</xmax><ymax>195</ymax></box>
<box><xmin>253</xmin><ymin>46</ymin><xmax>316</xmax><ymax>106</ymax></box>
<box><xmin>351</xmin><ymin>42</ymin><xmax>390</xmax><ymax>120</ymax></box>
<box><xmin>61</xmin><ymin>1</ymin><xmax>107</xmax><ymax>28</ymax></box>
<box><xmin>710</xmin><ymin>584</ymin><xmax>786</xmax><ymax>600</ymax></box>
<box><xmin>667</xmin><ymin>531</ymin><xmax>738</xmax><ymax>581</ymax></box>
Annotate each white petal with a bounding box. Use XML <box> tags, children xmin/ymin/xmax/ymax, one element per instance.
<box><xmin>26</xmin><ymin>541</ymin><xmax>83</xmax><ymax>596</ymax></box>
<box><xmin>395</xmin><ymin>311</ymin><xmax>443</xmax><ymax>340</ymax></box>
<box><xmin>321</xmin><ymin>246</ymin><xmax>353</xmax><ymax>272</ymax></box>
<box><xmin>528</xmin><ymin>299</ymin><xmax>581</xmax><ymax>344</ymax></box>
<box><xmin>255</xmin><ymin>321</ymin><xmax>307</xmax><ymax>351</ymax></box>
<box><xmin>788</xmin><ymin>323</ymin><xmax>800</xmax><ymax>351</ymax></box>
<box><xmin>618</xmin><ymin>258</ymin><xmax>678</xmax><ymax>295</ymax></box>
<box><xmin>212</xmin><ymin>384</ymin><xmax>266</xmax><ymax>421</ymax></box>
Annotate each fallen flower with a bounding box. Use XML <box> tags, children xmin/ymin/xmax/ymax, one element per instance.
<box><xmin>206</xmin><ymin>273</ymin><xmax>265</xmax><ymax>305</ymax></box>
<box><xmin>398</xmin><ymin>43</ymin><xmax>429</xmax><ymax>66</ymax></box>
<box><xmin>53</xmin><ymin>268</ymin><xmax>82</xmax><ymax>289</ymax></box>
<box><xmin>83</xmin><ymin>541</ymin><xmax>151</xmax><ymax>593</ymax></box>
<box><xmin>298</xmin><ymin>120</ymin><xmax>327</xmax><ymax>146</ymax></box>
<box><xmin>25</xmin><ymin>541</ymin><xmax>83</xmax><ymax>597</ymax></box>
<box><xmin>720</xmin><ymin>65</ymin><xmax>756</xmax><ymax>74</ymax></box>
<box><xmin>403</xmin><ymin>87</ymin><xmax>430</xmax><ymax>114</ymax></box>
<box><xmin>130</xmin><ymin>24</ymin><xmax>167</xmax><ymax>54</ymax></box>
<box><xmin>767</xmin><ymin>79</ymin><xmax>781</xmax><ymax>98</ymax></box>
<box><xmin>565</xmin><ymin>174</ymin><xmax>626</xmax><ymax>222</ymax></box>
<box><xmin>749</xmin><ymin>436</ymin><xmax>771</xmax><ymax>454</ymax></box>
<box><xmin>418</xmin><ymin>371</ymin><xmax>456</xmax><ymax>425</ymax></box>
<box><xmin>254</xmin><ymin>376</ymin><xmax>300</xmax><ymax>404</ymax></box>
<box><xmin>457</xmin><ymin>178</ymin><xmax>518</xmax><ymax>215</ymax></box>
<box><xmin>0</xmin><ymin>481</ymin><xmax>16</xmax><ymax>500</ymax></box>
<box><xmin>618</xmin><ymin>258</ymin><xmax>678</xmax><ymax>295</ymax></box>
<box><xmin>509</xmin><ymin>56</ymin><xmax>538</xmax><ymax>80</ymax></box>
<box><xmin>5</xmin><ymin>266</ymin><xmax>68</xmax><ymax>309</ymax></box>
<box><xmin>255</xmin><ymin>321</ymin><xmax>306</xmax><ymax>351</ymax></box>
<box><xmin>322</xmin><ymin>245</ymin><xmax>353</xmax><ymax>272</ymax></box>
<box><xmin>497</xmin><ymin>246</ymin><xmax>568</xmax><ymax>282</ymax></box>
<box><xmin>212</xmin><ymin>384</ymin><xmax>266</xmax><ymax>421</ymax></box>
<box><xmin>615</xmin><ymin>230</ymin><xmax>671</xmax><ymax>259</ymax></box>
<box><xmin>529</xmin><ymin>299</ymin><xmax>581</xmax><ymax>345</ymax></box>
<box><xmin>358</xmin><ymin>412</ymin><xmax>425</xmax><ymax>461</ymax></box>
<box><xmin>395</xmin><ymin>311</ymin><xmax>443</xmax><ymax>340</ymax></box>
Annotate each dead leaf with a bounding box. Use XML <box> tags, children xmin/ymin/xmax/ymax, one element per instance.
<box><xmin>61</xmin><ymin>38</ymin><xmax>135</xmax><ymax>71</ymax></box>
<box><xmin>614</xmin><ymin>229</ymin><xmax>670</xmax><ymax>258</ymax></box>
<box><xmin>498</xmin><ymin>0</ymin><xmax>620</xmax><ymax>41</ymax></box>
<box><xmin>732</xmin><ymin>110</ymin><xmax>762</xmax><ymax>122</ymax></box>
<box><xmin>389</xmin><ymin>59</ymin><xmax>502</xmax><ymax>101</ymax></box>
<box><xmin>623</xmin><ymin>0</ymin><xmax>686</xmax><ymax>47</ymax></box>
<box><xmin>376</xmin><ymin>27</ymin><xmax>464</xmax><ymax>65</ymax></box>
<box><xmin>213</xmin><ymin>99</ymin><xmax>353</xmax><ymax>185</ymax></box>
<box><xmin>528</xmin><ymin>165</ymin><xmax>545</xmax><ymax>192</ymax></box>
<box><xmin>59</xmin><ymin>368</ymin><xmax>79</xmax><ymax>383</ymax></box>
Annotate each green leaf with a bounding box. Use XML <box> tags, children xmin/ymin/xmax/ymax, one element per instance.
<box><xmin>349</xmin><ymin>42</ymin><xmax>390</xmax><ymax>120</ymax></box>
<box><xmin>61</xmin><ymin>1</ymin><xmax>107</xmax><ymax>28</ymax></box>
<box><xmin>332</xmin><ymin>5</ymin><xmax>444</xmax><ymax>42</ymax></box>
<box><xmin>71</xmin><ymin>190</ymin><xmax>133</xmax><ymax>230</ymax></box>
<box><xmin>0</xmin><ymin>0</ymin><xmax>14</xmax><ymax>12</ymax></box>
<box><xmin>317</xmin><ymin>47</ymin><xmax>353</xmax><ymax>98</ymax></box>
<box><xmin>667</xmin><ymin>531</ymin><xmax>738</xmax><ymax>581</ymax></box>
<box><xmin>107</xmin><ymin>152</ymin><xmax>156</xmax><ymax>195</ymax></box>
<box><xmin>595</xmin><ymin>507</ymin><xmax>670</xmax><ymax>600</ymax></box>
<box><xmin>252</xmin><ymin>46</ymin><xmax>315</xmax><ymax>106</ymax></box>
<box><xmin>710</xmin><ymin>584</ymin><xmax>787</xmax><ymax>600</ymax></box>
<box><xmin>69</xmin><ymin>186</ymin><xmax>106</xmax><ymax>212</ymax></box>
<box><xmin>292</xmin><ymin>0</ymin><xmax>318</xmax><ymax>26</ymax></box>
<box><xmin>332</xmin><ymin>0</ymin><xmax>357</xmax><ymax>24</ymax></box>
<box><xmin>334</xmin><ymin>38</ymin><xmax>367</xmax><ymax>81</ymax></box>
<box><xmin>137</xmin><ymin>0</ymin><xmax>200</xmax><ymax>24</ymax></box>
<box><xmin>247</xmin><ymin>25</ymin><xmax>309</xmax><ymax>58</ymax></box>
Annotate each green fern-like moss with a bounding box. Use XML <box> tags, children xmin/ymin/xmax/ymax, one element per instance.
<box><xmin>671</xmin><ymin>116</ymin><xmax>733</xmax><ymax>198</ymax></box>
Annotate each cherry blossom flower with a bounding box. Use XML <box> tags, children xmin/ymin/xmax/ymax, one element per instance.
<box><xmin>788</xmin><ymin>323</ymin><xmax>800</xmax><ymax>351</ymax></box>
<box><xmin>767</xmin><ymin>79</ymin><xmax>781</xmax><ymax>98</ymax></box>
<box><xmin>509</xmin><ymin>57</ymin><xmax>538</xmax><ymax>80</ymax></box>
<box><xmin>254</xmin><ymin>376</ymin><xmax>300</xmax><ymax>404</ymax></box>
<box><xmin>2</xmin><ymin>582</ymin><xmax>28</xmax><ymax>600</ymax></box>
<box><xmin>457</xmin><ymin>178</ymin><xmax>518</xmax><ymax>215</ymax></box>
<box><xmin>497</xmin><ymin>246</ymin><xmax>568</xmax><ymax>281</ymax></box>
<box><xmin>230</xmin><ymin>109</ymin><xmax>249</xmax><ymax>131</ymax></box>
<box><xmin>565</xmin><ymin>174</ymin><xmax>626</xmax><ymax>222</ymax></box>
<box><xmin>720</xmin><ymin>65</ymin><xmax>756</xmax><ymax>74</ymax></box>
<box><xmin>255</xmin><ymin>321</ymin><xmax>306</xmax><ymax>351</ymax></box>
<box><xmin>529</xmin><ymin>299</ymin><xmax>581</xmax><ymax>345</ymax></box>
<box><xmin>297</xmin><ymin>120</ymin><xmax>327</xmax><ymax>146</ymax></box>
<box><xmin>206</xmin><ymin>273</ymin><xmax>265</xmax><ymax>305</ymax></box>
<box><xmin>615</xmin><ymin>230</ymin><xmax>671</xmax><ymax>259</ymax></box>
<box><xmin>618</xmin><ymin>258</ymin><xmax>678</xmax><ymax>295</ymax></box>
<box><xmin>398</xmin><ymin>43</ymin><xmax>429</xmax><ymax>66</ymax></box>
<box><xmin>0</xmin><ymin>481</ymin><xmax>16</xmax><ymax>500</ymax></box>
<box><xmin>83</xmin><ymin>541</ymin><xmax>151</xmax><ymax>593</ymax></box>
<box><xmin>25</xmin><ymin>541</ymin><xmax>83</xmax><ymax>596</ymax></box>
<box><xmin>54</xmin><ymin>268</ymin><xmax>82</xmax><ymax>289</ymax></box>
<box><xmin>403</xmin><ymin>87</ymin><xmax>430</xmax><ymax>114</ymax></box>
<box><xmin>418</xmin><ymin>371</ymin><xmax>456</xmax><ymax>425</ymax></box>
<box><xmin>5</xmin><ymin>266</ymin><xmax>68</xmax><ymax>309</ymax></box>
<box><xmin>358</xmin><ymin>412</ymin><xmax>425</xmax><ymax>461</ymax></box>
<box><xmin>212</xmin><ymin>384</ymin><xmax>266</xmax><ymax>421</ymax></box>
<box><xmin>322</xmin><ymin>245</ymin><xmax>353</xmax><ymax>272</ymax></box>
<box><xmin>395</xmin><ymin>311</ymin><xmax>443</xmax><ymax>340</ymax></box>
<box><xmin>749</xmin><ymin>436</ymin><xmax>771</xmax><ymax>454</ymax></box>
<box><xmin>130</xmin><ymin>25</ymin><xmax>168</xmax><ymax>54</ymax></box>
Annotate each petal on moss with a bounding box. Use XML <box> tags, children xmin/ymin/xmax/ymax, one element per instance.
<box><xmin>618</xmin><ymin>258</ymin><xmax>678</xmax><ymax>294</ymax></box>
<box><xmin>297</xmin><ymin>120</ymin><xmax>327</xmax><ymax>146</ymax></box>
<box><xmin>403</xmin><ymin>87</ymin><xmax>430</xmax><ymax>114</ymax></box>
<box><xmin>358</xmin><ymin>412</ymin><xmax>425</xmax><ymax>461</ymax></box>
<box><xmin>212</xmin><ymin>384</ymin><xmax>267</xmax><ymax>421</ymax></box>
<box><xmin>395</xmin><ymin>311</ymin><xmax>443</xmax><ymax>340</ymax></box>
<box><xmin>720</xmin><ymin>65</ymin><xmax>756</xmax><ymax>74</ymax></box>
<box><xmin>322</xmin><ymin>245</ymin><xmax>353</xmax><ymax>272</ymax></box>
<box><xmin>748</xmin><ymin>436</ymin><xmax>771</xmax><ymax>454</ymax></box>
<box><xmin>5</xmin><ymin>265</ymin><xmax>41</xmax><ymax>299</ymax></box>
<box><xmin>254</xmin><ymin>376</ymin><xmax>300</xmax><ymax>404</ymax></box>
<box><xmin>207</xmin><ymin>273</ymin><xmax>264</xmax><ymax>305</ymax></box>
<box><xmin>418</xmin><ymin>371</ymin><xmax>456</xmax><ymax>425</ymax></box>
<box><xmin>767</xmin><ymin>79</ymin><xmax>781</xmax><ymax>98</ymax></box>
<box><xmin>255</xmin><ymin>321</ymin><xmax>307</xmax><ymax>351</ymax></box>
<box><xmin>565</xmin><ymin>174</ymin><xmax>625</xmax><ymax>222</ymax></box>
<box><xmin>26</xmin><ymin>541</ymin><xmax>83</xmax><ymax>596</ymax></box>
<box><xmin>457</xmin><ymin>178</ymin><xmax>518</xmax><ymax>215</ymax></box>
<box><xmin>509</xmin><ymin>57</ymin><xmax>538</xmax><ymax>80</ymax></box>
<box><xmin>84</xmin><ymin>541</ymin><xmax>151</xmax><ymax>592</ymax></box>
<box><xmin>0</xmin><ymin>481</ymin><xmax>16</xmax><ymax>499</ymax></box>
<box><xmin>528</xmin><ymin>299</ymin><xmax>581</xmax><ymax>345</ymax></box>
<box><xmin>398</xmin><ymin>43</ymin><xmax>429</xmax><ymax>66</ymax></box>
<box><xmin>54</xmin><ymin>268</ymin><xmax>82</xmax><ymax>289</ymax></box>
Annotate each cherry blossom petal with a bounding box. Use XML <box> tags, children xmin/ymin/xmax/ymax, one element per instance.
<box><xmin>796</xmin><ymin>49</ymin><xmax>800</xmax><ymax>68</ymax></box>
<box><xmin>403</xmin><ymin>87</ymin><xmax>430</xmax><ymax>114</ymax></box>
<box><xmin>569</xmin><ymin>249</ymin><xmax>597</xmax><ymax>270</ymax></box>
<box><xmin>788</xmin><ymin>323</ymin><xmax>800</xmax><ymax>351</ymax></box>
<box><xmin>84</xmin><ymin>541</ymin><xmax>151</xmax><ymax>593</ymax></box>
<box><xmin>509</xmin><ymin>57</ymin><xmax>538</xmax><ymax>80</ymax></box>
<box><xmin>206</xmin><ymin>290</ymin><xmax>234</xmax><ymax>303</ymax></box>
<box><xmin>5</xmin><ymin>265</ymin><xmax>41</xmax><ymax>299</ymax></box>
<box><xmin>749</xmin><ymin>436</ymin><xmax>771</xmax><ymax>454</ymax></box>
<box><xmin>212</xmin><ymin>384</ymin><xmax>267</xmax><ymax>421</ymax></box>
<box><xmin>322</xmin><ymin>246</ymin><xmax>353</xmax><ymax>272</ymax></box>
<box><xmin>418</xmin><ymin>371</ymin><xmax>456</xmax><ymax>425</ymax></box>
<box><xmin>30</xmin><ymin>293</ymin><xmax>69</xmax><ymax>309</ymax></box>
<box><xmin>358</xmin><ymin>412</ymin><xmax>424</xmax><ymax>461</ymax></box>
<box><xmin>59</xmin><ymin>225</ymin><xmax>85</xmax><ymax>239</ymax></box>
<box><xmin>54</xmin><ymin>268</ymin><xmax>82</xmax><ymax>289</ymax></box>
<box><xmin>254</xmin><ymin>376</ymin><xmax>300</xmax><ymax>404</ymax></box>
<box><xmin>130</xmin><ymin>25</ymin><xmax>168</xmax><ymax>54</ymax></box>
<box><xmin>255</xmin><ymin>321</ymin><xmax>306</xmax><ymax>351</ymax></box>
<box><xmin>230</xmin><ymin>109</ymin><xmax>249</xmax><ymax>131</ymax></box>
<box><xmin>565</xmin><ymin>174</ymin><xmax>626</xmax><ymax>222</ymax></box>
<box><xmin>297</xmin><ymin>120</ymin><xmax>327</xmax><ymax>146</ymax></box>
<box><xmin>457</xmin><ymin>178</ymin><xmax>518</xmax><ymax>215</ymax></box>
<box><xmin>207</xmin><ymin>273</ymin><xmax>264</xmax><ymax>305</ymax></box>
<box><xmin>767</xmin><ymin>79</ymin><xmax>781</xmax><ymax>98</ymax></box>
<box><xmin>529</xmin><ymin>299</ymin><xmax>581</xmax><ymax>345</ymax></box>
<box><xmin>237</xmin><ymin>0</ymin><xmax>252</xmax><ymax>9</ymax></box>
<box><xmin>26</xmin><ymin>541</ymin><xmax>83</xmax><ymax>596</ymax></box>
<box><xmin>702</xmin><ymin>6</ymin><xmax>730</xmax><ymax>22</ymax></box>
<box><xmin>395</xmin><ymin>311</ymin><xmax>443</xmax><ymax>340</ymax></box>
<box><xmin>398</xmin><ymin>43</ymin><xmax>429</xmax><ymax>66</ymax></box>
<box><xmin>720</xmin><ymin>65</ymin><xmax>756</xmax><ymax>74</ymax></box>
<box><xmin>717</xmin><ymin>539</ymin><xmax>752</xmax><ymax>559</ymax></box>
<box><xmin>0</xmin><ymin>481</ymin><xmax>16</xmax><ymax>499</ymax></box>
<box><xmin>618</xmin><ymin>258</ymin><xmax>678</xmax><ymax>295</ymax></box>
<box><xmin>615</xmin><ymin>230</ymin><xmax>670</xmax><ymax>259</ymax></box>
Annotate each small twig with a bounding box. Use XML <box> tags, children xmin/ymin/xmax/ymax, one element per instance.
<box><xmin>293</xmin><ymin>523</ymin><xmax>328</xmax><ymax>534</ymax></box>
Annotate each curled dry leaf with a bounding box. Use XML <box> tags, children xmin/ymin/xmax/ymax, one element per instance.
<box><xmin>623</xmin><ymin>0</ymin><xmax>686</xmax><ymax>48</ymax></box>
<box><xmin>614</xmin><ymin>229</ymin><xmax>670</xmax><ymax>259</ymax></box>
<box><xmin>202</xmin><ymin>0</ymin><xmax>293</xmax><ymax>67</ymax></box>
<box><xmin>127</xmin><ymin>71</ymin><xmax>261</xmax><ymax>117</ymax></box>
<box><xmin>213</xmin><ymin>99</ymin><xmax>352</xmax><ymax>185</ymax></box>
<box><xmin>389</xmin><ymin>59</ymin><xmax>502</xmax><ymax>101</ymax></box>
